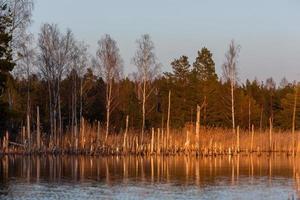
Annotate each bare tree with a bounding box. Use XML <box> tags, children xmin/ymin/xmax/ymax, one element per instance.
<box><xmin>0</xmin><ymin>0</ymin><xmax>34</xmax><ymax>58</ymax></box>
<box><xmin>95</xmin><ymin>34</ymin><xmax>123</xmax><ymax>141</ymax></box>
<box><xmin>132</xmin><ymin>34</ymin><xmax>160</xmax><ymax>142</ymax></box>
<box><xmin>37</xmin><ymin>23</ymin><xmax>73</xmax><ymax>147</ymax></box>
<box><xmin>69</xmin><ymin>40</ymin><xmax>88</xmax><ymax>147</ymax></box>
<box><xmin>222</xmin><ymin>40</ymin><xmax>240</xmax><ymax>134</ymax></box>
<box><xmin>16</xmin><ymin>34</ymin><xmax>35</xmax><ymax>145</ymax></box>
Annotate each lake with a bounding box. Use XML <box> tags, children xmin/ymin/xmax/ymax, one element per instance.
<box><xmin>0</xmin><ymin>154</ymin><xmax>299</xmax><ymax>199</ymax></box>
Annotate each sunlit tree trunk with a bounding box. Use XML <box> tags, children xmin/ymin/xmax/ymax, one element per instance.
<box><xmin>248</xmin><ymin>97</ymin><xmax>251</xmax><ymax>132</ymax></box>
<box><xmin>196</xmin><ymin>104</ymin><xmax>200</xmax><ymax>148</ymax></box>
<box><xmin>222</xmin><ymin>40</ymin><xmax>240</xmax><ymax>134</ymax></box>
<box><xmin>167</xmin><ymin>90</ymin><xmax>171</xmax><ymax>148</ymax></box>
<box><xmin>105</xmin><ymin>79</ymin><xmax>113</xmax><ymax>141</ymax></box>
<box><xmin>231</xmin><ymin>71</ymin><xmax>235</xmax><ymax>134</ymax></box>
<box><xmin>292</xmin><ymin>84</ymin><xmax>298</xmax><ymax>156</ymax></box>
<box><xmin>141</xmin><ymin>77</ymin><xmax>146</xmax><ymax>143</ymax></box>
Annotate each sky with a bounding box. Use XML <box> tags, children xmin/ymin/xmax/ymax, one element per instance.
<box><xmin>30</xmin><ymin>0</ymin><xmax>300</xmax><ymax>84</ymax></box>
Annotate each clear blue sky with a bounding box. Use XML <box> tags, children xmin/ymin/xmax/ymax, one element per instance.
<box><xmin>30</xmin><ymin>0</ymin><xmax>300</xmax><ymax>84</ymax></box>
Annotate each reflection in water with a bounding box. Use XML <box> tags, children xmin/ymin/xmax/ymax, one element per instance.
<box><xmin>0</xmin><ymin>154</ymin><xmax>300</xmax><ymax>199</ymax></box>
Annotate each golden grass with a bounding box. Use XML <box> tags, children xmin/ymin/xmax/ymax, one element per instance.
<box><xmin>1</xmin><ymin>121</ymin><xmax>299</xmax><ymax>155</ymax></box>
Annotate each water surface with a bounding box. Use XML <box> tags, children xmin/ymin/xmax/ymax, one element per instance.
<box><xmin>0</xmin><ymin>154</ymin><xmax>299</xmax><ymax>199</ymax></box>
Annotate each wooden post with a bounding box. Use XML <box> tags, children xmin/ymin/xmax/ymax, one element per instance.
<box><xmin>251</xmin><ymin>124</ymin><xmax>254</xmax><ymax>152</ymax></box>
<box><xmin>37</xmin><ymin>106</ymin><xmax>41</xmax><ymax>150</ymax></box>
<box><xmin>196</xmin><ymin>105</ymin><xmax>200</xmax><ymax>149</ymax></box>
<box><xmin>269</xmin><ymin>118</ymin><xmax>272</xmax><ymax>152</ymax></box>
<box><xmin>236</xmin><ymin>126</ymin><xmax>240</xmax><ymax>152</ymax></box>
<box><xmin>151</xmin><ymin>128</ymin><xmax>154</xmax><ymax>154</ymax></box>
<box><xmin>167</xmin><ymin>90</ymin><xmax>171</xmax><ymax>149</ymax></box>
<box><xmin>123</xmin><ymin>115</ymin><xmax>129</xmax><ymax>151</ymax></box>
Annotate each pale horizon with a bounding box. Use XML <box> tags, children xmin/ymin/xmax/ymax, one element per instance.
<box><xmin>30</xmin><ymin>0</ymin><xmax>300</xmax><ymax>84</ymax></box>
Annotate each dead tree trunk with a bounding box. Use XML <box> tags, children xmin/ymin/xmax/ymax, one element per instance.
<box><xmin>248</xmin><ymin>98</ymin><xmax>251</xmax><ymax>132</ymax></box>
<box><xmin>37</xmin><ymin>106</ymin><xmax>41</xmax><ymax>150</ymax></box>
<box><xmin>151</xmin><ymin>128</ymin><xmax>154</xmax><ymax>154</ymax></box>
<box><xmin>105</xmin><ymin>80</ymin><xmax>112</xmax><ymax>142</ymax></box>
<box><xmin>167</xmin><ymin>90</ymin><xmax>171</xmax><ymax>149</ymax></box>
<box><xmin>81</xmin><ymin>117</ymin><xmax>85</xmax><ymax>149</ymax></box>
<box><xmin>269</xmin><ymin>118</ymin><xmax>272</xmax><ymax>152</ymax></box>
<box><xmin>58</xmin><ymin>94</ymin><xmax>62</xmax><ymax>148</ymax></box>
<box><xmin>80</xmin><ymin>78</ymin><xmax>83</xmax><ymax>120</ymax></box>
<box><xmin>236</xmin><ymin>125</ymin><xmax>240</xmax><ymax>152</ymax></box>
<box><xmin>141</xmin><ymin>78</ymin><xmax>146</xmax><ymax>143</ymax></box>
<box><xmin>260</xmin><ymin>105</ymin><xmax>263</xmax><ymax>132</ymax></box>
<box><xmin>196</xmin><ymin>105</ymin><xmax>200</xmax><ymax>149</ymax></box>
<box><xmin>231</xmin><ymin>79</ymin><xmax>235</xmax><ymax>134</ymax></box>
<box><xmin>5</xmin><ymin>131</ymin><xmax>9</xmax><ymax>153</ymax></box>
<box><xmin>97</xmin><ymin>121</ymin><xmax>100</xmax><ymax>148</ymax></box>
<box><xmin>292</xmin><ymin>85</ymin><xmax>298</xmax><ymax>156</ymax></box>
<box><xmin>123</xmin><ymin>115</ymin><xmax>129</xmax><ymax>151</ymax></box>
<box><xmin>27</xmin><ymin>113</ymin><xmax>30</xmax><ymax>151</ymax></box>
<box><xmin>251</xmin><ymin>124</ymin><xmax>254</xmax><ymax>152</ymax></box>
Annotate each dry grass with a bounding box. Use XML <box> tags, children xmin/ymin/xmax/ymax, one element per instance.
<box><xmin>1</xmin><ymin>121</ymin><xmax>299</xmax><ymax>155</ymax></box>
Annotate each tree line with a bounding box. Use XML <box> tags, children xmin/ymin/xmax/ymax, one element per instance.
<box><xmin>1</xmin><ymin>0</ymin><xmax>300</xmax><ymax>141</ymax></box>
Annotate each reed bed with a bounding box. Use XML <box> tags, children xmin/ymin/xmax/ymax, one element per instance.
<box><xmin>0</xmin><ymin>119</ymin><xmax>299</xmax><ymax>156</ymax></box>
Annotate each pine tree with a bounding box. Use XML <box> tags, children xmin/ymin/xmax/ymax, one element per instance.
<box><xmin>168</xmin><ymin>55</ymin><xmax>190</xmax><ymax>82</ymax></box>
<box><xmin>165</xmin><ymin>55</ymin><xmax>191</xmax><ymax>127</ymax></box>
<box><xmin>193</xmin><ymin>47</ymin><xmax>217</xmax><ymax>82</ymax></box>
<box><xmin>0</xmin><ymin>4</ymin><xmax>15</xmax><ymax>133</ymax></box>
<box><xmin>192</xmin><ymin>47</ymin><xmax>218</xmax><ymax>127</ymax></box>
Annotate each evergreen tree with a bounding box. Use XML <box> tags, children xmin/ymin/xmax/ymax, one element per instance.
<box><xmin>0</xmin><ymin>4</ymin><xmax>15</xmax><ymax>133</ymax></box>
<box><xmin>192</xmin><ymin>47</ymin><xmax>219</xmax><ymax>127</ymax></box>
<box><xmin>165</xmin><ymin>55</ymin><xmax>191</xmax><ymax>127</ymax></box>
<box><xmin>167</xmin><ymin>55</ymin><xmax>190</xmax><ymax>82</ymax></box>
<box><xmin>193</xmin><ymin>47</ymin><xmax>217</xmax><ymax>82</ymax></box>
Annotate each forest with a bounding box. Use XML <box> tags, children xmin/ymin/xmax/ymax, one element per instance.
<box><xmin>0</xmin><ymin>0</ymin><xmax>299</xmax><ymax>154</ymax></box>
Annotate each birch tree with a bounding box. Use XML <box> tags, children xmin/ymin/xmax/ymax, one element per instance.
<box><xmin>132</xmin><ymin>34</ymin><xmax>160</xmax><ymax>142</ymax></box>
<box><xmin>69</xmin><ymin>41</ymin><xmax>88</xmax><ymax>145</ymax></box>
<box><xmin>37</xmin><ymin>23</ymin><xmax>73</xmax><ymax>147</ymax></box>
<box><xmin>16</xmin><ymin>34</ymin><xmax>35</xmax><ymax>146</ymax></box>
<box><xmin>95</xmin><ymin>34</ymin><xmax>122</xmax><ymax>141</ymax></box>
<box><xmin>17</xmin><ymin>35</ymin><xmax>35</xmax><ymax>114</ymax></box>
<box><xmin>222</xmin><ymin>40</ymin><xmax>240</xmax><ymax>134</ymax></box>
